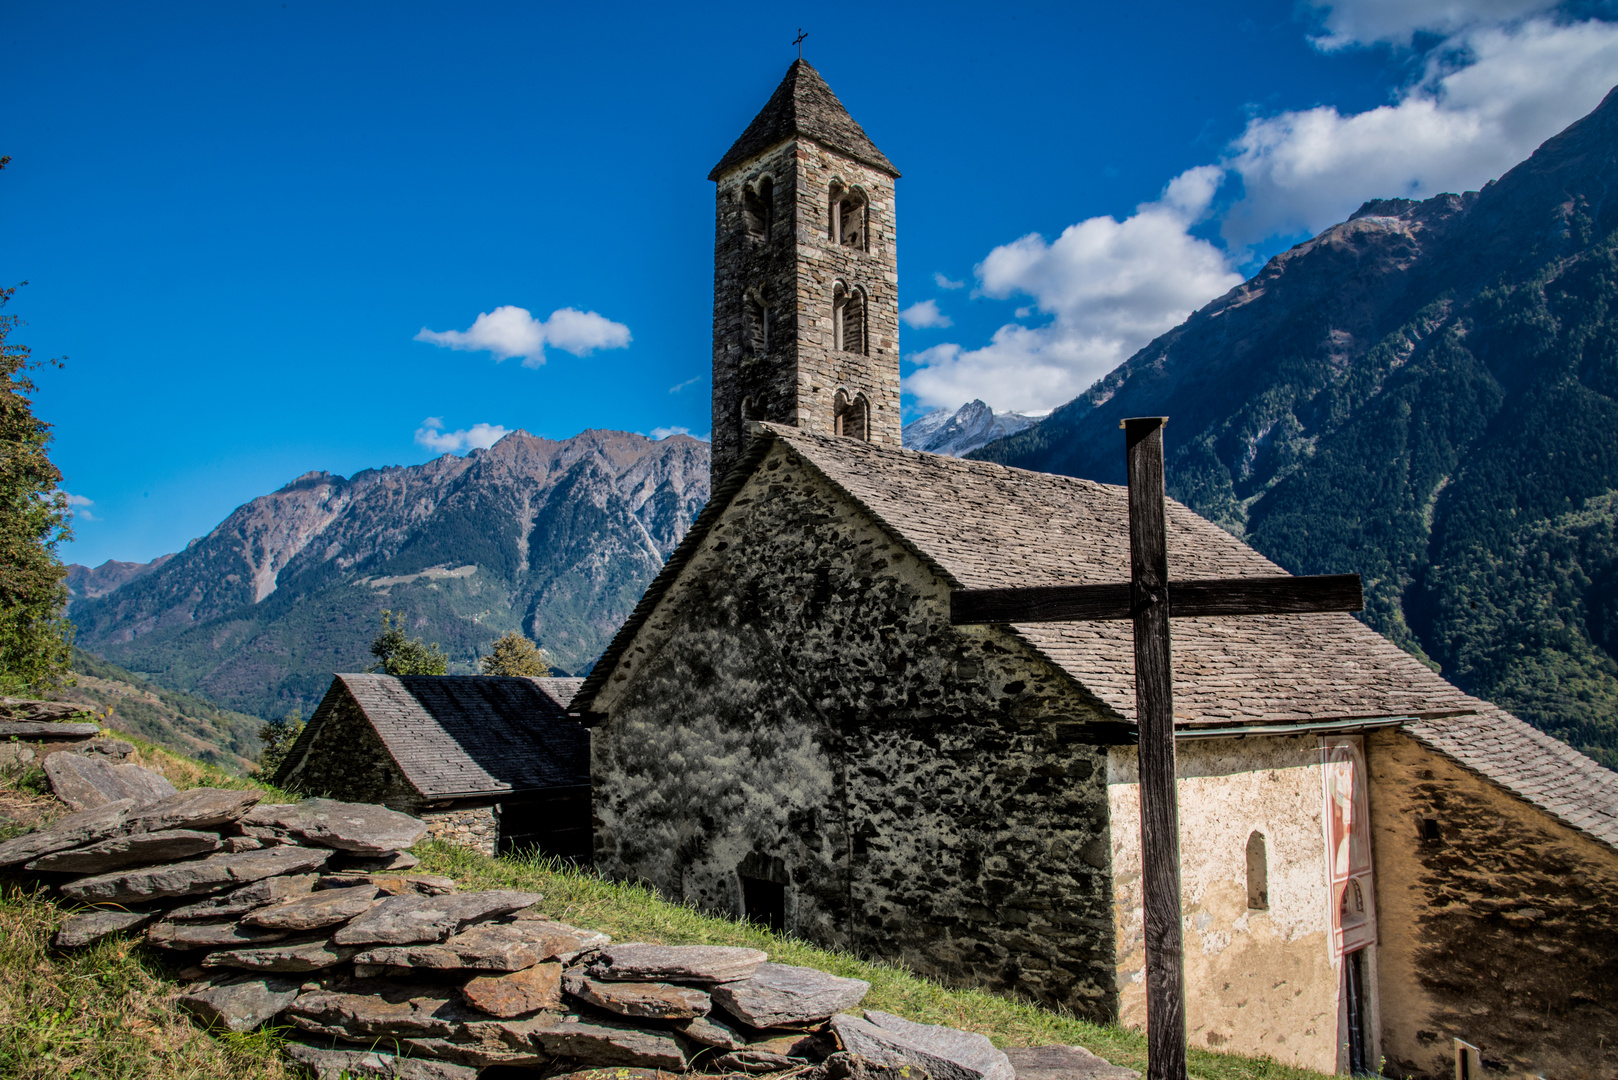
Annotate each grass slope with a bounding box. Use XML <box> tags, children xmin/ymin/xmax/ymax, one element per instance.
<box><xmin>0</xmin><ymin>733</ymin><xmax>1328</xmax><ymax>1080</ymax></box>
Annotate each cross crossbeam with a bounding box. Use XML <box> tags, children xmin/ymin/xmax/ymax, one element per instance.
<box><xmin>949</xmin><ymin>417</ymin><xmax>1364</xmax><ymax>1080</ymax></box>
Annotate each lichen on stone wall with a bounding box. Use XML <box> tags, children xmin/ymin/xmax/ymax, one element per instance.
<box><xmin>593</xmin><ymin>441</ymin><xmax>1120</xmax><ymax>1017</ymax></box>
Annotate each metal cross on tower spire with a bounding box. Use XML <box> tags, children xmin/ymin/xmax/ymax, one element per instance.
<box><xmin>794</xmin><ymin>29</ymin><xmax>807</xmax><ymax>59</ymax></box>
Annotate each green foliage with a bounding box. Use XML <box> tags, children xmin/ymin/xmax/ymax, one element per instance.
<box><xmin>0</xmin><ymin>276</ymin><xmax>73</xmax><ymax>696</ymax></box>
<box><xmin>254</xmin><ymin>710</ymin><xmax>305</xmax><ymax>778</ymax></box>
<box><xmin>480</xmin><ymin>629</ymin><xmax>550</xmax><ymax>676</ymax></box>
<box><xmin>367</xmin><ymin>609</ymin><xmax>448</xmax><ymax>676</ymax></box>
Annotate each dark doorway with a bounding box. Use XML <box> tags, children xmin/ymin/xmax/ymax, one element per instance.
<box><xmin>741</xmin><ymin>875</ymin><xmax>785</xmax><ymax>931</ymax></box>
<box><xmin>1344</xmin><ymin>947</ymin><xmax>1370</xmax><ymax>1075</ymax></box>
<box><xmin>497</xmin><ymin>786</ymin><xmax>592</xmax><ymax>863</ymax></box>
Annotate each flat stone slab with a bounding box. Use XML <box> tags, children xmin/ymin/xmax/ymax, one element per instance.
<box><xmin>332</xmin><ymin>889</ymin><xmax>542</xmax><ymax>946</ymax></box>
<box><xmin>534</xmin><ymin>1016</ymin><xmax>689</xmax><ymax>1070</ymax></box>
<box><xmin>830</xmin><ymin>1011</ymin><xmax>1015</xmax><ymax>1080</ymax></box>
<box><xmin>243</xmin><ymin>798</ymin><xmax>427</xmax><ymax>855</ymax></box>
<box><xmin>243</xmin><ymin>882</ymin><xmax>379</xmax><ymax>930</ymax></box>
<box><xmin>398</xmin><ymin>1036</ymin><xmax>551</xmax><ymax>1068</ymax></box>
<box><xmin>332</xmin><ymin>850</ymin><xmax>420</xmax><ymax>872</ymax></box>
<box><xmin>60</xmin><ymin>844</ymin><xmax>332</xmax><ymax>902</ymax></box>
<box><xmin>563</xmin><ymin>972</ymin><xmax>711</xmax><ymax>1019</ymax></box>
<box><xmin>0</xmin><ymin>720</ymin><xmax>99</xmax><ymax>738</ymax></box>
<box><xmin>318</xmin><ymin>871</ymin><xmax>457</xmax><ymax>896</ymax></box>
<box><xmin>28</xmin><ymin>829</ymin><xmax>219</xmax><ymax>873</ymax></box>
<box><xmin>43</xmin><ymin>754</ymin><xmax>175</xmax><ymax>812</ymax></box>
<box><xmin>503</xmin><ymin>914</ymin><xmax>611</xmax><ymax>961</ymax></box>
<box><xmin>53</xmin><ymin>908</ymin><xmax>155</xmax><ymax>948</ymax></box>
<box><xmin>1003</xmin><ymin>1046</ymin><xmax>1139</xmax><ymax>1080</ymax></box>
<box><xmin>715</xmin><ymin>1049</ymin><xmax>801</xmax><ymax>1073</ymax></box>
<box><xmin>124</xmin><ymin>788</ymin><xmax>261</xmax><ymax>834</ymax></box>
<box><xmin>0</xmin><ymin>799</ymin><xmax>135</xmax><ymax>868</ymax></box>
<box><xmin>462</xmin><ymin>961</ymin><xmax>563</xmax><ymax>1018</ymax></box>
<box><xmin>201</xmin><ymin>937</ymin><xmax>357</xmax><ymax>972</ymax></box>
<box><xmin>675</xmin><ymin>1012</ymin><xmax>749</xmax><ymax>1050</ymax></box>
<box><xmin>587</xmin><ymin>943</ymin><xmax>767</xmax><ymax>985</ymax></box>
<box><xmin>354</xmin><ymin>922</ymin><xmax>572</xmax><ymax>972</ymax></box>
<box><xmin>283</xmin><ymin>1042</ymin><xmax>478</xmax><ymax>1080</ymax></box>
<box><xmin>167</xmin><ymin>873</ymin><xmax>318</xmax><ymax>921</ymax></box>
<box><xmin>178</xmin><ymin>972</ymin><xmax>303</xmax><ymax>1032</ymax></box>
<box><xmin>148</xmin><ymin>920</ymin><xmax>290</xmax><ymax>950</ymax></box>
<box><xmin>825</xmin><ymin>1049</ymin><xmax>936</xmax><ymax>1080</ymax></box>
<box><xmin>712</xmin><ymin>962</ymin><xmax>870</xmax><ymax>1027</ymax></box>
<box><xmin>287</xmin><ymin>981</ymin><xmax>485</xmax><ymax>1040</ymax></box>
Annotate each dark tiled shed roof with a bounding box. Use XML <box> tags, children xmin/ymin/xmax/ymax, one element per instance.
<box><xmin>578</xmin><ymin>424</ymin><xmax>1618</xmax><ymax>852</ymax></box>
<box><xmin>317</xmin><ymin>674</ymin><xmax>588</xmax><ymax>800</ymax></box>
<box><xmin>709</xmin><ymin>59</ymin><xmax>899</xmax><ymax>181</ymax></box>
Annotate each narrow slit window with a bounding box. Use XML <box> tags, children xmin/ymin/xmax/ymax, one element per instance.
<box><xmin>743</xmin><ymin>288</ymin><xmax>770</xmax><ymax>357</ymax></box>
<box><xmin>1246</xmin><ymin>831</ymin><xmax>1269</xmax><ymax>910</ymax></box>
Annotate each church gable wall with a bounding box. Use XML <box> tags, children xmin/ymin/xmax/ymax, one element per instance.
<box><xmin>1367</xmin><ymin>729</ymin><xmax>1618</xmax><ymax>1080</ymax></box>
<box><xmin>590</xmin><ymin>441</ymin><xmax>1118</xmax><ymax>1017</ymax></box>
<box><xmin>1108</xmin><ymin>736</ymin><xmax>1342</xmax><ymax>1073</ymax></box>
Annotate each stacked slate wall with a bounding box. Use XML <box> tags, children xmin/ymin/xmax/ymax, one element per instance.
<box><xmin>590</xmin><ymin>442</ymin><xmax>1120</xmax><ymax>1018</ymax></box>
<box><xmin>277</xmin><ymin>694</ymin><xmax>418</xmax><ymax>811</ymax></box>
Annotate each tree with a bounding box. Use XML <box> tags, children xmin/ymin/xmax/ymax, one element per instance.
<box><xmin>368</xmin><ymin>609</ymin><xmax>448</xmax><ymax>676</ymax></box>
<box><xmin>480</xmin><ymin>630</ymin><xmax>550</xmax><ymax>677</ymax></box>
<box><xmin>0</xmin><ymin>236</ymin><xmax>75</xmax><ymax>694</ymax></box>
<box><xmin>256</xmin><ymin>709</ymin><xmax>305</xmax><ymax>778</ymax></box>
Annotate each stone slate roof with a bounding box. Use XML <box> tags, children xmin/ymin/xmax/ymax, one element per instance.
<box><xmin>709</xmin><ymin>59</ymin><xmax>899</xmax><ymax>181</ymax></box>
<box><xmin>577</xmin><ymin>424</ymin><xmax>1618</xmax><ymax>852</ymax></box>
<box><xmin>319</xmin><ymin>674</ymin><xmax>589</xmax><ymax>800</ymax></box>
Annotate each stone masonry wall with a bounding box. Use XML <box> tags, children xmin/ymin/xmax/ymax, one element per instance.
<box><xmin>420</xmin><ymin>803</ymin><xmax>498</xmax><ymax>856</ymax></box>
<box><xmin>1109</xmin><ymin>736</ymin><xmax>1344</xmax><ymax>1075</ymax></box>
<box><xmin>710</xmin><ymin>140</ymin><xmax>900</xmax><ymax>484</ymax></box>
<box><xmin>278</xmin><ymin>695</ymin><xmax>419</xmax><ymax>812</ymax></box>
<box><xmin>590</xmin><ymin>441</ymin><xmax>1120</xmax><ymax>1017</ymax></box>
<box><xmin>1367</xmin><ymin>729</ymin><xmax>1618</xmax><ymax>1080</ymax></box>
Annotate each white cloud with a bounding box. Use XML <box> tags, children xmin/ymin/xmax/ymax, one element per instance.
<box><xmin>905</xmin><ymin>167</ymin><xmax>1243</xmax><ymax>413</ymax></box>
<box><xmin>648</xmin><ymin>426</ymin><xmax>690</xmax><ymax>440</ymax></box>
<box><xmin>415</xmin><ymin>305</ymin><xmax>631</xmax><ymax>368</ymax></box>
<box><xmin>933</xmin><ymin>272</ymin><xmax>966</xmax><ymax>290</ymax></box>
<box><xmin>414</xmin><ymin>417</ymin><xmax>511</xmax><ymax>454</ymax></box>
<box><xmin>900</xmin><ymin>299</ymin><xmax>953</xmax><ymax>329</ymax></box>
<box><xmin>1307</xmin><ymin>0</ymin><xmax>1559</xmax><ymax>49</ymax></box>
<box><xmin>63</xmin><ymin>492</ymin><xmax>98</xmax><ymax>521</ymax></box>
<box><xmin>1222</xmin><ymin>17</ymin><xmax>1618</xmax><ymax>246</ymax></box>
<box><xmin>668</xmin><ymin>375</ymin><xmax>702</xmax><ymax>393</ymax></box>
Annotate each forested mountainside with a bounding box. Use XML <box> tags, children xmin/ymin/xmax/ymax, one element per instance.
<box><xmin>71</xmin><ymin>430</ymin><xmax>709</xmax><ymax>721</ymax></box>
<box><xmin>975</xmin><ymin>88</ymin><xmax>1618</xmax><ymax>770</ymax></box>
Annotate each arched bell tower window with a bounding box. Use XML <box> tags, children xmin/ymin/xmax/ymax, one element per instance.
<box><xmin>743</xmin><ymin>177</ymin><xmax>773</xmax><ymax>242</ymax></box>
<box><xmin>829</xmin><ymin>183</ymin><xmax>867</xmax><ymax>250</ymax></box>
<box><xmin>833</xmin><ymin>283</ymin><xmax>866</xmax><ymax>355</ymax></box>
<box><xmin>743</xmin><ymin>286</ymin><xmax>772</xmax><ymax>358</ymax></box>
<box><xmin>833</xmin><ymin>390</ymin><xmax>869</xmax><ymax>441</ymax></box>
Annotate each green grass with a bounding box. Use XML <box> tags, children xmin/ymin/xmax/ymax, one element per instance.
<box><xmin>415</xmin><ymin>843</ymin><xmax>1331</xmax><ymax>1080</ymax></box>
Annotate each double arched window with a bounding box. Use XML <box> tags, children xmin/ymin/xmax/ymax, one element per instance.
<box><xmin>743</xmin><ymin>177</ymin><xmax>774</xmax><ymax>242</ymax></box>
<box><xmin>828</xmin><ymin>182</ymin><xmax>867</xmax><ymax>250</ymax></box>
<box><xmin>833</xmin><ymin>282</ymin><xmax>866</xmax><ymax>355</ymax></box>
<box><xmin>834</xmin><ymin>390</ymin><xmax>869</xmax><ymax>441</ymax></box>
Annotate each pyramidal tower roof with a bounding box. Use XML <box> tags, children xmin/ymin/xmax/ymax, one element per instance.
<box><xmin>709</xmin><ymin>60</ymin><xmax>899</xmax><ymax>181</ymax></box>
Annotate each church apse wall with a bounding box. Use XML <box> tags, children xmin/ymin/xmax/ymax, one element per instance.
<box><xmin>1367</xmin><ymin>729</ymin><xmax>1618</xmax><ymax>1080</ymax></box>
<box><xmin>1108</xmin><ymin>736</ymin><xmax>1343</xmax><ymax>1074</ymax></box>
<box><xmin>588</xmin><ymin>441</ymin><xmax>1119</xmax><ymax>1017</ymax></box>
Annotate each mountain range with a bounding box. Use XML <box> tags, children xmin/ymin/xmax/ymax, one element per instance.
<box><xmin>69</xmin><ymin>430</ymin><xmax>709</xmax><ymax>721</ymax></box>
<box><xmin>901</xmin><ymin>400</ymin><xmax>1041</xmax><ymax>457</ymax></box>
<box><xmin>975</xmin><ymin>86</ymin><xmax>1618</xmax><ymax>770</ymax></box>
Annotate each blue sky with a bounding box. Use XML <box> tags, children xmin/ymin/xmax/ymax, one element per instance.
<box><xmin>6</xmin><ymin>1</ymin><xmax>1618</xmax><ymax>567</ymax></box>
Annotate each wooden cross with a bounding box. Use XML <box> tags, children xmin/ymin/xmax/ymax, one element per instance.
<box><xmin>794</xmin><ymin>28</ymin><xmax>808</xmax><ymax>59</ymax></box>
<box><xmin>951</xmin><ymin>416</ymin><xmax>1363</xmax><ymax>1080</ymax></box>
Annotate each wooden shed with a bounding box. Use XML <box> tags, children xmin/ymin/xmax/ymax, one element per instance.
<box><xmin>275</xmin><ymin>674</ymin><xmax>590</xmax><ymax>859</ymax></box>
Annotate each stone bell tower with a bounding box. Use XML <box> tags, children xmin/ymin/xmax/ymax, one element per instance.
<box><xmin>708</xmin><ymin>60</ymin><xmax>902</xmax><ymax>485</ymax></box>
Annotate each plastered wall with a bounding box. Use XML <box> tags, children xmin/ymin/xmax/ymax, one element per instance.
<box><xmin>590</xmin><ymin>442</ymin><xmax>1120</xmax><ymax>1016</ymax></box>
<box><xmin>1109</xmin><ymin>736</ymin><xmax>1345</xmax><ymax>1073</ymax></box>
<box><xmin>1367</xmin><ymin>729</ymin><xmax>1618</xmax><ymax>1080</ymax></box>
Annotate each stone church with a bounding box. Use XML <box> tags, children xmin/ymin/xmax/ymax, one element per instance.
<box><xmin>571</xmin><ymin>61</ymin><xmax>1618</xmax><ymax>1079</ymax></box>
